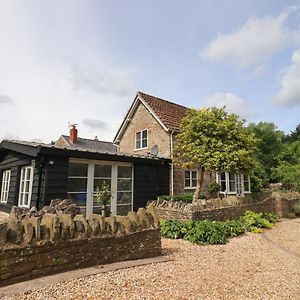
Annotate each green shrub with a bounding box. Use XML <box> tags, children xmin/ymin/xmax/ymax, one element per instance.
<box><xmin>160</xmin><ymin>210</ymin><xmax>278</xmax><ymax>245</ymax></box>
<box><xmin>293</xmin><ymin>200</ymin><xmax>300</xmax><ymax>214</ymax></box>
<box><xmin>287</xmin><ymin>212</ymin><xmax>296</xmax><ymax>219</ymax></box>
<box><xmin>208</xmin><ymin>183</ymin><xmax>221</xmax><ymax>193</ymax></box>
<box><xmin>160</xmin><ymin>220</ymin><xmax>184</xmax><ymax>239</ymax></box>
<box><xmin>199</xmin><ymin>192</ymin><xmax>206</xmax><ymax>199</ymax></box>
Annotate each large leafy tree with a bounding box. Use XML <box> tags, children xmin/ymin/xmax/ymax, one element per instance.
<box><xmin>173</xmin><ymin>107</ymin><xmax>258</xmax><ymax>200</ymax></box>
<box><xmin>271</xmin><ymin>140</ymin><xmax>300</xmax><ymax>191</ymax></box>
<box><xmin>247</xmin><ymin>122</ymin><xmax>285</xmax><ymax>182</ymax></box>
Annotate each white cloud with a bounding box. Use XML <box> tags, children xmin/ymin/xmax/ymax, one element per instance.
<box><xmin>0</xmin><ymin>94</ymin><xmax>15</xmax><ymax>105</ymax></box>
<box><xmin>274</xmin><ymin>49</ymin><xmax>300</xmax><ymax>107</ymax></box>
<box><xmin>70</xmin><ymin>65</ymin><xmax>133</xmax><ymax>97</ymax></box>
<box><xmin>203</xmin><ymin>92</ymin><xmax>254</xmax><ymax>120</ymax></box>
<box><xmin>83</xmin><ymin>118</ymin><xmax>108</xmax><ymax>130</ymax></box>
<box><xmin>200</xmin><ymin>7</ymin><xmax>300</xmax><ymax>70</ymax></box>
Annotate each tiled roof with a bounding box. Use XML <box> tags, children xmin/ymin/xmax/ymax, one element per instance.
<box><xmin>138</xmin><ymin>91</ymin><xmax>188</xmax><ymax>132</ymax></box>
<box><xmin>61</xmin><ymin>135</ymin><xmax>117</xmax><ymax>153</ymax></box>
<box><xmin>0</xmin><ymin>139</ymin><xmax>168</xmax><ymax>161</ymax></box>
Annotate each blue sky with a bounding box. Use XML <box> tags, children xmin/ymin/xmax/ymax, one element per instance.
<box><xmin>0</xmin><ymin>0</ymin><xmax>300</xmax><ymax>142</ymax></box>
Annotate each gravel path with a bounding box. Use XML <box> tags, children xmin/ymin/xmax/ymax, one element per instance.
<box><xmin>2</xmin><ymin>219</ymin><xmax>300</xmax><ymax>300</ymax></box>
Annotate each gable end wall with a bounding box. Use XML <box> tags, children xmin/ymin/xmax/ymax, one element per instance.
<box><xmin>118</xmin><ymin>102</ymin><xmax>171</xmax><ymax>158</ymax></box>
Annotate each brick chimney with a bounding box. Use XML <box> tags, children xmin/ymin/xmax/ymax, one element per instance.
<box><xmin>69</xmin><ymin>124</ymin><xmax>78</xmax><ymax>144</ymax></box>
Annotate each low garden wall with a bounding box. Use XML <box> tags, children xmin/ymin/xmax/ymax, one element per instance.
<box><xmin>149</xmin><ymin>192</ymin><xmax>299</xmax><ymax>222</ymax></box>
<box><xmin>0</xmin><ymin>204</ymin><xmax>161</xmax><ymax>287</ymax></box>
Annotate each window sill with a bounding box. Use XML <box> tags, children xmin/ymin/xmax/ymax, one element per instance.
<box><xmin>134</xmin><ymin>147</ymin><xmax>148</xmax><ymax>151</ymax></box>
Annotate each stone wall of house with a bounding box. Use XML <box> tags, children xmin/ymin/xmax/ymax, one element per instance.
<box><xmin>173</xmin><ymin>167</ymin><xmax>215</xmax><ymax>195</ymax></box>
<box><xmin>118</xmin><ymin>102</ymin><xmax>171</xmax><ymax>158</ymax></box>
<box><xmin>0</xmin><ymin>204</ymin><xmax>161</xmax><ymax>287</ymax></box>
<box><xmin>149</xmin><ymin>192</ymin><xmax>299</xmax><ymax>222</ymax></box>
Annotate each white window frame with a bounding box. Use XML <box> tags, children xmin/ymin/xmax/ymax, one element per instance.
<box><xmin>18</xmin><ymin>166</ymin><xmax>34</xmax><ymax>208</ymax></box>
<box><xmin>216</xmin><ymin>172</ymin><xmax>251</xmax><ymax>196</ymax></box>
<box><xmin>0</xmin><ymin>170</ymin><xmax>11</xmax><ymax>204</ymax></box>
<box><xmin>135</xmin><ymin>129</ymin><xmax>148</xmax><ymax>150</ymax></box>
<box><xmin>68</xmin><ymin>158</ymin><xmax>134</xmax><ymax>218</ymax></box>
<box><xmin>184</xmin><ymin>170</ymin><xmax>198</xmax><ymax>189</ymax></box>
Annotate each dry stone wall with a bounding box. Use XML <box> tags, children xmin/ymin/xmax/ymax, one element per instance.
<box><xmin>0</xmin><ymin>204</ymin><xmax>161</xmax><ymax>287</ymax></box>
<box><xmin>149</xmin><ymin>193</ymin><xmax>299</xmax><ymax>222</ymax></box>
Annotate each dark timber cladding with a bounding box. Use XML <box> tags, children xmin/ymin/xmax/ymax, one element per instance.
<box><xmin>0</xmin><ymin>140</ymin><xmax>170</xmax><ymax>212</ymax></box>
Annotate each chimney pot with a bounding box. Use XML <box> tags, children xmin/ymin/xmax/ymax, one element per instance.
<box><xmin>69</xmin><ymin>124</ymin><xmax>78</xmax><ymax>144</ymax></box>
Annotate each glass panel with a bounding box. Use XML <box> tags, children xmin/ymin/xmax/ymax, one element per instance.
<box><xmin>244</xmin><ymin>178</ymin><xmax>250</xmax><ymax>192</ymax></box>
<box><xmin>117</xmin><ymin>192</ymin><xmax>132</xmax><ymax>204</ymax></box>
<box><xmin>185</xmin><ymin>171</ymin><xmax>190</xmax><ymax>179</ymax></box>
<box><xmin>191</xmin><ymin>171</ymin><xmax>197</xmax><ymax>180</ymax></box>
<box><xmin>229</xmin><ymin>181</ymin><xmax>236</xmax><ymax>192</ymax></box>
<box><xmin>25</xmin><ymin>181</ymin><xmax>30</xmax><ymax>193</ymax></box>
<box><xmin>142</xmin><ymin>130</ymin><xmax>147</xmax><ymax>139</ymax></box>
<box><xmin>68</xmin><ymin>162</ymin><xmax>88</xmax><ymax>177</ymax></box>
<box><xmin>221</xmin><ymin>181</ymin><xmax>226</xmax><ymax>191</ymax></box>
<box><xmin>229</xmin><ymin>173</ymin><xmax>235</xmax><ymax>181</ymax></box>
<box><xmin>136</xmin><ymin>139</ymin><xmax>141</xmax><ymax>149</ymax></box>
<box><xmin>94</xmin><ymin>179</ymin><xmax>111</xmax><ymax>191</ymax></box>
<box><xmin>117</xmin><ymin>179</ymin><xmax>132</xmax><ymax>191</ymax></box>
<box><xmin>94</xmin><ymin>165</ymin><xmax>111</xmax><ymax>178</ymax></box>
<box><xmin>118</xmin><ymin>166</ymin><xmax>132</xmax><ymax>179</ymax></box>
<box><xmin>192</xmin><ymin>179</ymin><xmax>197</xmax><ymax>187</ymax></box>
<box><xmin>185</xmin><ymin>179</ymin><xmax>190</xmax><ymax>187</ymax></box>
<box><xmin>220</xmin><ymin>172</ymin><xmax>226</xmax><ymax>180</ymax></box>
<box><xmin>142</xmin><ymin>139</ymin><xmax>147</xmax><ymax>148</ymax></box>
<box><xmin>68</xmin><ymin>193</ymin><xmax>87</xmax><ymax>207</ymax></box>
<box><xmin>68</xmin><ymin>178</ymin><xmax>87</xmax><ymax>192</ymax></box>
<box><xmin>117</xmin><ymin>204</ymin><xmax>132</xmax><ymax>216</ymax></box>
<box><xmin>23</xmin><ymin>193</ymin><xmax>28</xmax><ymax>206</ymax></box>
<box><xmin>136</xmin><ymin>131</ymin><xmax>141</xmax><ymax>140</ymax></box>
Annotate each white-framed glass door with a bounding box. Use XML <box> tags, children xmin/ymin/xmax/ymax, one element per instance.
<box><xmin>68</xmin><ymin>159</ymin><xmax>133</xmax><ymax>218</ymax></box>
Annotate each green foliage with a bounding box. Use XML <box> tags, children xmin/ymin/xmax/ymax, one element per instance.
<box><xmin>159</xmin><ymin>194</ymin><xmax>193</xmax><ymax>203</ymax></box>
<box><xmin>247</xmin><ymin>122</ymin><xmax>285</xmax><ymax>181</ymax></box>
<box><xmin>160</xmin><ymin>210</ymin><xmax>278</xmax><ymax>245</ymax></box>
<box><xmin>95</xmin><ymin>183</ymin><xmax>112</xmax><ymax>216</ymax></box>
<box><xmin>287</xmin><ymin>212</ymin><xmax>296</xmax><ymax>219</ymax></box>
<box><xmin>285</xmin><ymin>123</ymin><xmax>300</xmax><ymax>143</ymax></box>
<box><xmin>174</xmin><ymin>107</ymin><xmax>258</xmax><ymax>174</ymax></box>
<box><xmin>199</xmin><ymin>192</ymin><xmax>206</xmax><ymax>199</ymax></box>
<box><xmin>271</xmin><ymin>141</ymin><xmax>300</xmax><ymax>191</ymax></box>
<box><xmin>208</xmin><ymin>183</ymin><xmax>221</xmax><ymax>193</ymax></box>
<box><xmin>160</xmin><ymin>220</ymin><xmax>184</xmax><ymax>239</ymax></box>
<box><xmin>242</xmin><ymin>210</ymin><xmax>273</xmax><ymax>230</ymax></box>
<box><xmin>293</xmin><ymin>200</ymin><xmax>300</xmax><ymax>214</ymax></box>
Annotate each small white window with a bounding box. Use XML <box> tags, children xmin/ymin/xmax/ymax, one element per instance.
<box><xmin>0</xmin><ymin>170</ymin><xmax>11</xmax><ymax>203</ymax></box>
<box><xmin>18</xmin><ymin>166</ymin><xmax>34</xmax><ymax>208</ymax></box>
<box><xmin>135</xmin><ymin>129</ymin><xmax>148</xmax><ymax>149</ymax></box>
<box><xmin>184</xmin><ymin>170</ymin><xmax>197</xmax><ymax>189</ymax></box>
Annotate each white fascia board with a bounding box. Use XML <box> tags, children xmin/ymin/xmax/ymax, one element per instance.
<box><xmin>114</xmin><ymin>96</ymin><xmax>140</xmax><ymax>143</ymax></box>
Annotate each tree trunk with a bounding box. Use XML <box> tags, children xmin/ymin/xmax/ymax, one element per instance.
<box><xmin>193</xmin><ymin>166</ymin><xmax>205</xmax><ymax>204</ymax></box>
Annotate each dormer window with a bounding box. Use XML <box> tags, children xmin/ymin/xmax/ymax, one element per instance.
<box><xmin>136</xmin><ymin>129</ymin><xmax>148</xmax><ymax>149</ymax></box>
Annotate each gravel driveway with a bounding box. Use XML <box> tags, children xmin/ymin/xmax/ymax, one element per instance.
<box><xmin>2</xmin><ymin>219</ymin><xmax>300</xmax><ymax>300</ymax></box>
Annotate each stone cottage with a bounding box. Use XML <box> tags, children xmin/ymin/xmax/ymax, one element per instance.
<box><xmin>114</xmin><ymin>91</ymin><xmax>251</xmax><ymax>197</ymax></box>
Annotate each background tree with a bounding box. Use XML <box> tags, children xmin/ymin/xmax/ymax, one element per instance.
<box><xmin>173</xmin><ymin>107</ymin><xmax>258</xmax><ymax>200</ymax></box>
<box><xmin>247</xmin><ymin>122</ymin><xmax>285</xmax><ymax>183</ymax></box>
<box><xmin>271</xmin><ymin>140</ymin><xmax>300</xmax><ymax>191</ymax></box>
<box><xmin>285</xmin><ymin>123</ymin><xmax>300</xmax><ymax>143</ymax></box>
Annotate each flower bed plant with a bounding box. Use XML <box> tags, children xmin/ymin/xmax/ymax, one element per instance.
<box><xmin>160</xmin><ymin>210</ymin><xmax>278</xmax><ymax>245</ymax></box>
